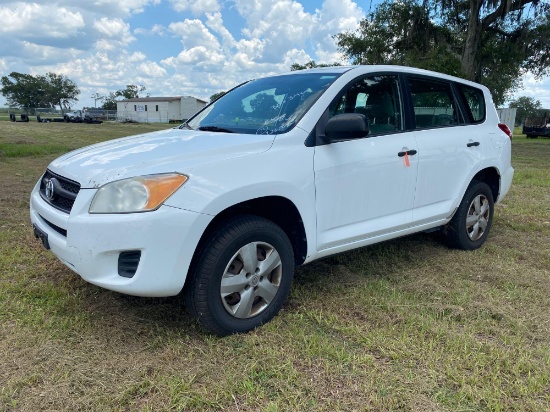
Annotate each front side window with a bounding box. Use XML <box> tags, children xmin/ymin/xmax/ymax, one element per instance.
<box><xmin>187</xmin><ymin>73</ymin><xmax>342</xmax><ymax>135</ymax></box>
<box><xmin>329</xmin><ymin>75</ymin><xmax>403</xmax><ymax>134</ymax></box>
<box><xmin>408</xmin><ymin>78</ymin><xmax>461</xmax><ymax>129</ymax></box>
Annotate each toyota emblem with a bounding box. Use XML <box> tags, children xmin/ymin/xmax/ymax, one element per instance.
<box><xmin>45</xmin><ymin>179</ymin><xmax>55</xmax><ymax>200</ymax></box>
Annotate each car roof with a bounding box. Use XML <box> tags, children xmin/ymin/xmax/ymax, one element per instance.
<box><xmin>278</xmin><ymin>65</ymin><xmax>487</xmax><ymax>90</ymax></box>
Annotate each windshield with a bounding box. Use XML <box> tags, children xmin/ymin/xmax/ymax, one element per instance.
<box><xmin>186</xmin><ymin>72</ymin><xmax>342</xmax><ymax>135</ymax></box>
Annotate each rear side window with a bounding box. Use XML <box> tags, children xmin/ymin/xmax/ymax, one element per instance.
<box><xmin>408</xmin><ymin>78</ymin><xmax>461</xmax><ymax>129</ymax></box>
<box><xmin>458</xmin><ymin>84</ymin><xmax>485</xmax><ymax>123</ymax></box>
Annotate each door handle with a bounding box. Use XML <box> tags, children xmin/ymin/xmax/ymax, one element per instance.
<box><xmin>398</xmin><ymin>150</ymin><xmax>417</xmax><ymax>157</ymax></box>
<box><xmin>467</xmin><ymin>141</ymin><xmax>480</xmax><ymax>147</ymax></box>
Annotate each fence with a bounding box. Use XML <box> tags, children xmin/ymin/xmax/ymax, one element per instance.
<box><xmin>1</xmin><ymin>107</ymin><xmax>118</xmax><ymax>122</ymax></box>
<box><xmin>0</xmin><ymin>107</ymin><xmax>180</xmax><ymax>124</ymax></box>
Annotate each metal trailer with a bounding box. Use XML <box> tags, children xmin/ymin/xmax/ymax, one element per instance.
<box><xmin>523</xmin><ymin>114</ymin><xmax>550</xmax><ymax>138</ymax></box>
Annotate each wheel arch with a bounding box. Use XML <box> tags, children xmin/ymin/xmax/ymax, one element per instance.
<box><xmin>472</xmin><ymin>167</ymin><xmax>500</xmax><ymax>202</ymax></box>
<box><xmin>189</xmin><ymin>196</ymin><xmax>308</xmax><ymax>277</ymax></box>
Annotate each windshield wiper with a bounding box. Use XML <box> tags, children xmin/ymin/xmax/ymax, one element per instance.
<box><xmin>179</xmin><ymin>123</ymin><xmax>193</xmax><ymax>130</ymax></box>
<box><xmin>197</xmin><ymin>126</ymin><xmax>234</xmax><ymax>133</ymax></box>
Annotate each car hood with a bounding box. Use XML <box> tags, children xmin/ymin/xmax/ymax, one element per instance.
<box><xmin>48</xmin><ymin>128</ymin><xmax>275</xmax><ymax>188</ymax></box>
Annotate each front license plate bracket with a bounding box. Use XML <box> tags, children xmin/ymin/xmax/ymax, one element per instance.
<box><xmin>33</xmin><ymin>224</ymin><xmax>50</xmax><ymax>250</ymax></box>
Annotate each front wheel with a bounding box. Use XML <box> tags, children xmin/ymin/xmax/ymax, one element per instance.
<box><xmin>444</xmin><ymin>180</ymin><xmax>494</xmax><ymax>250</ymax></box>
<box><xmin>184</xmin><ymin>215</ymin><xmax>294</xmax><ymax>336</ymax></box>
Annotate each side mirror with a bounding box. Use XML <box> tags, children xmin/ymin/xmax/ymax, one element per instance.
<box><xmin>324</xmin><ymin>113</ymin><xmax>369</xmax><ymax>142</ymax></box>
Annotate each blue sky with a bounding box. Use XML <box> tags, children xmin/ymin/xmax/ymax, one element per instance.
<box><xmin>0</xmin><ymin>0</ymin><xmax>548</xmax><ymax>109</ymax></box>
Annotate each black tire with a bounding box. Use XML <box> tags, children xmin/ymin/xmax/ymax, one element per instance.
<box><xmin>444</xmin><ymin>180</ymin><xmax>494</xmax><ymax>250</ymax></box>
<box><xmin>184</xmin><ymin>215</ymin><xmax>294</xmax><ymax>336</ymax></box>
<box><xmin>63</xmin><ymin>115</ymin><xmax>69</xmax><ymax>122</ymax></box>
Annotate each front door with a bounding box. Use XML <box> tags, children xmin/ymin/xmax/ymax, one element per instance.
<box><xmin>314</xmin><ymin>74</ymin><xmax>418</xmax><ymax>251</ymax></box>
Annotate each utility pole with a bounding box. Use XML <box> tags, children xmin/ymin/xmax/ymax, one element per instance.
<box><xmin>91</xmin><ymin>93</ymin><xmax>104</xmax><ymax>108</ymax></box>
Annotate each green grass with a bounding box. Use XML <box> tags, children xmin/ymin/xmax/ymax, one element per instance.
<box><xmin>1</xmin><ymin>125</ymin><xmax>549</xmax><ymax>411</ymax></box>
<box><xmin>0</xmin><ymin>143</ymin><xmax>74</xmax><ymax>157</ymax></box>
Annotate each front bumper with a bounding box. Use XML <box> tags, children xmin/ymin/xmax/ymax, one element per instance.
<box><xmin>30</xmin><ymin>181</ymin><xmax>212</xmax><ymax>296</ymax></box>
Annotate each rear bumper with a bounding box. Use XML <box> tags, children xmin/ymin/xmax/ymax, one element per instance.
<box><xmin>498</xmin><ymin>165</ymin><xmax>514</xmax><ymax>203</ymax></box>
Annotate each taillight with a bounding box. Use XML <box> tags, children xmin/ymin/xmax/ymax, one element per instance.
<box><xmin>498</xmin><ymin>123</ymin><xmax>512</xmax><ymax>140</ymax></box>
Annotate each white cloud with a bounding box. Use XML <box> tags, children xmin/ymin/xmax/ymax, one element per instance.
<box><xmin>36</xmin><ymin>50</ymin><xmax>167</xmax><ymax>98</ymax></box>
<box><xmin>0</xmin><ymin>3</ymin><xmax>84</xmax><ymax>38</ymax></box>
<box><xmin>87</xmin><ymin>0</ymin><xmax>161</xmax><ymax>16</ymax></box>
<box><xmin>282</xmin><ymin>48</ymin><xmax>313</xmax><ymax>67</ymax></box>
<box><xmin>138</xmin><ymin>62</ymin><xmax>167</xmax><ymax>77</ymax></box>
<box><xmin>93</xmin><ymin>17</ymin><xmax>135</xmax><ymax>44</ymax></box>
<box><xmin>169</xmin><ymin>0</ymin><xmax>220</xmax><ymax>15</ymax></box>
<box><xmin>310</xmin><ymin>0</ymin><xmax>363</xmax><ymax>63</ymax></box>
<box><xmin>134</xmin><ymin>24</ymin><xmax>166</xmax><ymax>36</ymax></box>
<box><xmin>168</xmin><ymin>19</ymin><xmax>221</xmax><ymax>49</ymax></box>
<box><xmin>231</xmin><ymin>0</ymin><xmax>362</xmax><ymax>64</ymax></box>
<box><xmin>128</xmin><ymin>52</ymin><xmax>147</xmax><ymax>63</ymax></box>
<box><xmin>205</xmin><ymin>12</ymin><xmax>235</xmax><ymax>47</ymax></box>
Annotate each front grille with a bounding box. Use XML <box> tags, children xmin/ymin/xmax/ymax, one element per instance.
<box><xmin>39</xmin><ymin>170</ymin><xmax>80</xmax><ymax>213</ymax></box>
<box><xmin>118</xmin><ymin>251</ymin><xmax>141</xmax><ymax>278</ymax></box>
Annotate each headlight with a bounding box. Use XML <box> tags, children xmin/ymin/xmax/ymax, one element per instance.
<box><xmin>89</xmin><ymin>173</ymin><xmax>188</xmax><ymax>214</ymax></box>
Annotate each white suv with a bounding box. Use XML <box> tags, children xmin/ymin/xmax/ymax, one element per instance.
<box><xmin>30</xmin><ymin>66</ymin><xmax>514</xmax><ymax>335</ymax></box>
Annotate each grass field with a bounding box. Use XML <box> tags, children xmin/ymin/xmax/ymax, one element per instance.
<box><xmin>1</xmin><ymin>122</ymin><xmax>549</xmax><ymax>411</ymax></box>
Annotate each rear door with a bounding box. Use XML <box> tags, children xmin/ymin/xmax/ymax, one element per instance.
<box><xmin>407</xmin><ymin>76</ymin><xmax>484</xmax><ymax>224</ymax></box>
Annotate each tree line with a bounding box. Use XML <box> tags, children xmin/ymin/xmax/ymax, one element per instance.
<box><xmin>0</xmin><ymin>72</ymin><xmax>146</xmax><ymax>112</ymax></box>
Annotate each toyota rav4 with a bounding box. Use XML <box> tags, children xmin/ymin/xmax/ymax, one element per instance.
<box><xmin>30</xmin><ymin>66</ymin><xmax>514</xmax><ymax>335</ymax></box>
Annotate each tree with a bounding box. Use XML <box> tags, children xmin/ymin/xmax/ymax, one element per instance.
<box><xmin>101</xmin><ymin>92</ymin><xmax>119</xmax><ymax>110</ymax></box>
<box><xmin>101</xmin><ymin>84</ymin><xmax>146</xmax><ymax>110</ymax></box>
<box><xmin>0</xmin><ymin>72</ymin><xmax>80</xmax><ymax>110</ymax></box>
<box><xmin>290</xmin><ymin>60</ymin><xmax>342</xmax><ymax>71</ymax></box>
<box><xmin>335</xmin><ymin>0</ymin><xmax>550</xmax><ymax>106</ymax></box>
<box><xmin>117</xmin><ymin>84</ymin><xmax>146</xmax><ymax>99</ymax></box>
<box><xmin>210</xmin><ymin>91</ymin><xmax>226</xmax><ymax>102</ymax></box>
<box><xmin>1</xmin><ymin>72</ymin><xmax>46</xmax><ymax>108</ymax></box>
<box><xmin>41</xmin><ymin>73</ymin><xmax>80</xmax><ymax>111</ymax></box>
<box><xmin>509</xmin><ymin>96</ymin><xmax>543</xmax><ymax>125</ymax></box>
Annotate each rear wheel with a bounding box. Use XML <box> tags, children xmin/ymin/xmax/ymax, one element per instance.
<box><xmin>185</xmin><ymin>215</ymin><xmax>294</xmax><ymax>336</ymax></box>
<box><xmin>444</xmin><ymin>180</ymin><xmax>494</xmax><ymax>250</ymax></box>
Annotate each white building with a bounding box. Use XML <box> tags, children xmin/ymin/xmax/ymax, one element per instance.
<box><xmin>116</xmin><ymin>96</ymin><xmax>207</xmax><ymax>123</ymax></box>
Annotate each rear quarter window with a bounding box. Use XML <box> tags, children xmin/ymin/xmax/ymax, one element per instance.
<box><xmin>457</xmin><ymin>84</ymin><xmax>486</xmax><ymax>123</ymax></box>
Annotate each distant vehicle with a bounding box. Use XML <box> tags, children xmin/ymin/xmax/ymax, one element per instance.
<box><xmin>523</xmin><ymin>114</ymin><xmax>550</xmax><ymax>138</ymax></box>
<box><xmin>63</xmin><ymin>110</ymin><xmax>86</xmax><ymax>122</ymax></box>
<box><xmin>63</xmin><ymin>110</ymin><xmax>102</xmax><ymax>124</ymax></box>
